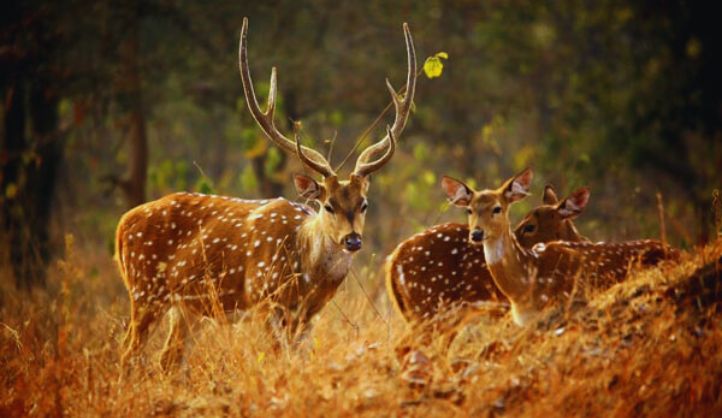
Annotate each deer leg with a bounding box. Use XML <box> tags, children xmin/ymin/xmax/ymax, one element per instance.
<box><xmin>290</xmin><ymin>318</ymin><xmax>315</xmax><ymax>359</ymax></box>
<box><xmin>294</xmin><ymin>319</ymin><xmax>313</xmax><ymax>343</ymax></box>
<box><xmin>120</xmin><ymin>304</ymin><xmax>159</xmax><ymax>368</ymax></box>
<box><xmin>262</xmin><ymin>304</ymin><xmax>291</xmax><ymax>352</ymax></box>
<box><xmin>159</xmin><ymin>306</ymin><xmax>188</xmax><ymax>371</ymax></box>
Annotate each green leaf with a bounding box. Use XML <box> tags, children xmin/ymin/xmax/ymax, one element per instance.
<box><xmin>423</xmin><ymin>52</ymin><xmax>449</xmax><ymax>79</ymax></box>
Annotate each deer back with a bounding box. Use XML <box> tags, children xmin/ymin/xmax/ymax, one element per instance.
<box><xmin>530</xmin><ymin>239</ymin><xmax>680</xmax><ymax>297</ymax></box>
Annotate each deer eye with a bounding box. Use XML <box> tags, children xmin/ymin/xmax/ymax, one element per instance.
<box><xmin>466</xmin><ymin>208</ymin><xmax>473</xmax><ymax>215</ymax></box>
<box><xmin>522</xmin><ymin>224</ymin><xmax>535</xmax><ymax>234</ymax></box>
<box><xmin>324</xmin><ymin>204</ymin><xmax>335</xmax><ymax>214</ymax></box>
<box><xmin>492</xmin><ymin>206</ymin><xmax>502</xmax><ymax>214</ymax></box>
<box><xmin>360</xmin><ymin>201</ymin><xmax>368</xmax><ymax>212</ymax></box>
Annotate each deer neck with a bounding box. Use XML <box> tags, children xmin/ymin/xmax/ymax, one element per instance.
<box><xmin>483</xmin><ymin>226</ymin><xmax>536</xmax><ymax>307</ymax></box>
<box><xmin>296</xmin><ymin>215</ymin><xmax>353</xmax><ymax>284</ymax></box>
<box><xmin>563</xmin><ymin>220</ymin><xmax>588</xmax><ymax>242</ymax></box>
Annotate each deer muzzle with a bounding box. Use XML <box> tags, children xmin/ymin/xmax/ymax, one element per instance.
<box><xmin>343</xmin><ymin>232</ymin><xmax>363</xmax><ymax>252</ymax></box>
<box><xmin>470</xmin><ymin>228</ymin><xmax>484</xmax><ymax>244</ymax></box>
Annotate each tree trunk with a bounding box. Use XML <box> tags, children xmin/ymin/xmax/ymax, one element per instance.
<box><xmin>115</xmin><ymin>0</ymin><xmax>148</xmax><ymax>209</ymax></box>
<box><xmin>124</xmin><ymin>110</ymin><xmax>148</xmax><ymax>208</ymax></box>
<box><xmin>1</xmin><ymin>76</ymin><xmax>61</xmax><ymax>288</ymax></box>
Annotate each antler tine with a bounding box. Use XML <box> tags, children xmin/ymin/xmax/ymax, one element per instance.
<box><xmin>354</xmin><ymin>125</ymin><xmax>396</xmax><ymax>177</ymax></box>
<box><xmin>294</xmin><ymin>128</ymin><xmax>335</xmax><ymax>178</ymax></box>
<box><xmin>239</xmin><ymin>18</ymin><xmax>286</xmax><ymax>150</ymax></box>
<box><xmin>239</xmin><ymin>17</ymin><xmax>332</xmax><ymax>173</ymax></box>
<box><xmin>354</xmin><ymin>22</ymin><xmax>417</xmax><ymax>176</ymax></box>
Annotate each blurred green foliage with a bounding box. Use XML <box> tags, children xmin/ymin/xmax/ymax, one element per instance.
<box><xmin>3</xmin><ymin>0</ymin><xmax>721</xmax><ymax>265</ymax></box>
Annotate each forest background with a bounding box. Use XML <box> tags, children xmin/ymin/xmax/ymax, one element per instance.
<box><xmin>2</xmin><ymin>0</ymin><xmax>720</xmax><ymax>288</ymax></box>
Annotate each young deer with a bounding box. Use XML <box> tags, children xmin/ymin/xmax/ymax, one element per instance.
<box><xmin>444</xmin><ymin>169</ymin><xmax>678</xmax><ymax>325</ymax></box>
<box><xmin>116</xmin><ymin>18</ymin><xmax>417</xmax><ymax>368</ymax></box>
<box><xmin>386</xmin><ymin>184</ymin><xmax>590</xmax><ymax>323</ymax></box>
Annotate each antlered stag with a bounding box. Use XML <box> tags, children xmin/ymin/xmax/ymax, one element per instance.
<box><xmin>116</xmin><ymin>18</ymin><xmax>417</xmax><ymax>368</ymax></box>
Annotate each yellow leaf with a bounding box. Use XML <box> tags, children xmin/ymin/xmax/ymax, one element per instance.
<box><xmin>423</xmin><ymin>52</ymin><xmax>448</xmax><ymax>79</ymax></box>
<box><xmin>256</xmin><ymin>351</ymin><xmax>265</xmax><ymax>365</ymax></box>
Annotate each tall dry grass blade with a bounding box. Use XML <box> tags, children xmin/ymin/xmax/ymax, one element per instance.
<box><xmin>713</xmin><ymin>189</ymin><xmax>721</xmax><ymax>238</ymax></box>
<box><xmin>657</xmin><ymin>192</ymin><xmax>667</xmax><ymax>246</ymax></box>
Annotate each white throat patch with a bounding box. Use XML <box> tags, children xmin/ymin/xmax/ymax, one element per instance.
<box><xmin>484</xmin><ymin>238</ymin><xmax>506</xmax><ymax>265</ymax></box>
<box><xmin>311</xmin><ymin>233</ymin><xmax>353</xmax><ymax>283</ymax></box>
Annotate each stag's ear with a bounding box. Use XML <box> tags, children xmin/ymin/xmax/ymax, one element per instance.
<box><xmin>557</xmin><ymin>187</ymin><xmax>590</xmax><ymax>219</ymax></box>
<box><xmin>503</xmin><ymin>168</ymin><xmax>533</xmax><ymax>203</ymax></box>
<box><xmin>441</xmin><ymin>176</ymin><xmax>474</xmax><ymax>207</ymax></box>
<box><xmin>294</xmin><ymin>174</ymin><xmax>325</xmax><ymax>200</ymax></box>
<box><xmin>543</xmin><ymin>185</ymin><xmax>559</xmax><ymax>205</ymax></box>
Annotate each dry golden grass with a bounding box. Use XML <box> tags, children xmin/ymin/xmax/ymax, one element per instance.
<box><xmin>1</xmin><ymin>237</ymin><xmax>721</xmax><ymax>417</ymax></box>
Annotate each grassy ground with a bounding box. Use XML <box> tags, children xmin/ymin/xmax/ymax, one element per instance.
<box><xmin>1</xmin><ymin>237</ymin><xmax>721</xmax><ymax>417</ymax></box>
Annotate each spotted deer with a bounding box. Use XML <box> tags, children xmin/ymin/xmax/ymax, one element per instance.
<box><xmin>116</xmin><ymin>18</ymin><xmax>417</xmax><ymax>368</ymax></box>
<box><xmin>445</xmin><ymin>169</ymin><xmax>678</xmax><ymax>325</ymax></box>
<box><xmin>386</xmin><ymin>184</ymin><xmax>591</xmax><ymax>323</ymax></box>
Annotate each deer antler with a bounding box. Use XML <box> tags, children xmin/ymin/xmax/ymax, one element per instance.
<box><xmin>353</xmin><ymin>22</ymin><xmax>417</xmax><ymax>177</ymax></box>
<box><xmin>295</xmin><ymin>129</ymin><xmax>335</xmax><ymax>178</ymax></box>
<box><xmin>239</xmin><ymin>17</ymin><xmax>335</xmax><ymax>178</ymax></box>
<box><xmin>354</xmin><ymin>125</ymin><xmax>396</xmax><ymax>177</ymax></box>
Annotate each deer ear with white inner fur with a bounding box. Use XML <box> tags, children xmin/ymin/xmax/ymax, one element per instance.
<box><xmin>293</xmin><ymin>174</ymin><xmax>325</xmax><ymax>200</ymax></box>
<box><xmin>441</xmin><ymin>176</ymin><xmax>474</xmax><ymax>207</ymax></box>
<box><xmin>503</xmin><ymin>168</ymin><xmax>533</xmax><ymax>203</ymax></box>
<box><xmin>557</xmin><ymin>187</ymin><xmax>590</xmax><ymax>219</ymax></box>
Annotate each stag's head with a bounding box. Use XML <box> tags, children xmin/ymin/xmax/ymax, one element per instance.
<box><xmin>239</xmin><ymin>18</ymin><xmax>416</xmax><ymax>252</ymax></box>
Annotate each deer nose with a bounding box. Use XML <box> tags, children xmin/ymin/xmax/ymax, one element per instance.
<box><xmin>343</xmin><ymin>233</ymin><xmax>362</xmax><ymax>252</ymax></box>
<box><xmin>470</xmin><ymin>229</ymin><xmax>484</xmax><ymax>243</ymax></box>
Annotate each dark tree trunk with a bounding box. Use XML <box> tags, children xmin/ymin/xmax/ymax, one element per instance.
<box><xmin>114</xmin><ymin>0</ymin><xmax>148</xmax><ymax>209</ymax></box>
<box><xmin>0</xmin><ymin>2</ymin><xmax>61</xmax><ymax>289</ymax></box>
<box><xmin>124</xmin><ymin>110</ymin><xmax>148</xmax><ymax>208</ymax></box>
<box><xmin>1</xmin><ymin>76</ymin><xmax>62</xmax><ymax>288</ymax></box>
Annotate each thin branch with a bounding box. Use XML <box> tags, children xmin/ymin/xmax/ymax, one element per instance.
<box><xmin>334</xmin><ymin>67</ymin><xmax>423</xmax><ymax>172</ymax></box>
